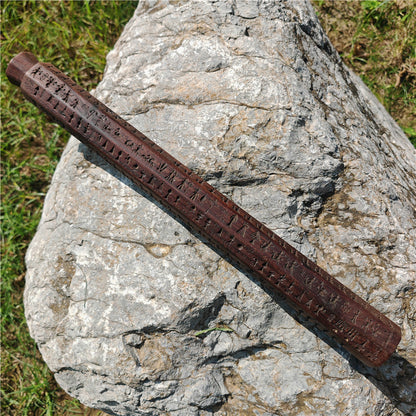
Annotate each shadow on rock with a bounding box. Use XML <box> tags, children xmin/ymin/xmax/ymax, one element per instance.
<box><xmin>81</xmin><ymin>142</ymin><xmax>416</xmax><ymax>415</ymax></box>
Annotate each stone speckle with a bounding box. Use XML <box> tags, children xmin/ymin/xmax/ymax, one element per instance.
<box><xmin>25</xmin><ymin>0</ymin><xmax>416</xmax><ymax>414</ymax></box>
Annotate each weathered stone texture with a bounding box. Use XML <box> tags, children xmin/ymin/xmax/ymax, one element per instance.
<box><xmin>25</xmin><ymin>0</ymin><xmax>416</xmax><ymax>415</ymax></box>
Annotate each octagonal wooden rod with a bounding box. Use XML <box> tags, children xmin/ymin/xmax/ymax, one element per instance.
<box><xmin>7</xmin><ymin>52</ymin><xmax>401</xmax><ymax>367</ymax></box>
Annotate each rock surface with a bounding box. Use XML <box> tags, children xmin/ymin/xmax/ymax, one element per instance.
<box><xmin>25</xmin><ymin>0</ymin><xmax>416</xmax><ymax>415</ymax></box>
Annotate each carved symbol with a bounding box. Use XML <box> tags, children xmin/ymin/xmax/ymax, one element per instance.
<box><xmin>165</xmin><ymin>169</ymin><xmax>177</xmax><ymax>183</ymax></box>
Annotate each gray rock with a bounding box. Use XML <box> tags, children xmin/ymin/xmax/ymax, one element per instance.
<box><xmin>25</xmin><ymin>0</ymin><xmax>416</xmax><ymax>415</ymax></box>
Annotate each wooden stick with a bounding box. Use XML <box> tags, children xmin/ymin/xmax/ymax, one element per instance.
<box><xmin>7</xmin><ymin>52</ymin><xmax>401</xmax><ymax>367</ymax></box>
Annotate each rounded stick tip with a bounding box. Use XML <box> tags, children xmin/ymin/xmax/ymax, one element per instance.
<box><xmin>6</xmin><ymin>52</ymin><xmax>39</xmax><ymax>87</ymax></box>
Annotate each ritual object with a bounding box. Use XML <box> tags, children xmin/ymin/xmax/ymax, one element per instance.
<box><xmin>7</xmin><ymin>52</ymin><xmax>401</xmax><ymax>367</ymax></box>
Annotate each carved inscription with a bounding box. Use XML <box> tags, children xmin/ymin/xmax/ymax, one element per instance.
<box><xmin>12</xmin><ymin>54</ymin><xmax>401</xmax><ymax>368</ymax></box>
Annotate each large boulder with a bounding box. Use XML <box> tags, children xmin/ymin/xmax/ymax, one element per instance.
<box><xmin>25</xmin><ymin>0</ymin><xmax>416</xmax><ymax>415</ymax></box>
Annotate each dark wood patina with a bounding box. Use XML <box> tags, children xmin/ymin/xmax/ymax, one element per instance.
<box><xmin>7</xmin><ymin>52</ymin><xmax>401</xmax><ymax>367</ymax></box>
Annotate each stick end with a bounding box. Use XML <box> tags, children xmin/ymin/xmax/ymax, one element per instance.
<box><xmin>6</xmin><ymin>52</ymin><xmax>39</xmax><ymax>87</ymax></box>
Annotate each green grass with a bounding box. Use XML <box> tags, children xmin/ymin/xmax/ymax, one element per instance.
<box><xmin>1</xmin><ymin>1</ymin><xmax>415</xmax><ymax>415</ymax></box>
<box><xmin>313</xmin><ymin>0</ymin><xmax>416</xmax><ymax>146</ymax></box>
<box><xmin>195</xmin><ymin>326</ymin><xmax>234</xmax><ymax>337</ymax></box>
<box><xmin>1</xmin><ymin>1</ymin><xmax>138</xmax><ymax>415</ymax></box>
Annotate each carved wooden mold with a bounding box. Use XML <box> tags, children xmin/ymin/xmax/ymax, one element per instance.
<box><xmin>7</xmin><ymin>52</ymin><xmax>401</xmax><ymax>367</ymax></box>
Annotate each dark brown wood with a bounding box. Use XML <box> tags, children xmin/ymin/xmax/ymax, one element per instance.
<box><xmin>7</xmin><ymin>52</ymin><xmax>401</xmax><ymax>367</ymax></box>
